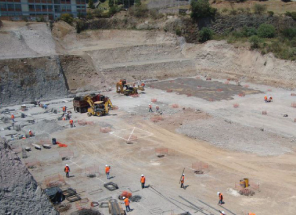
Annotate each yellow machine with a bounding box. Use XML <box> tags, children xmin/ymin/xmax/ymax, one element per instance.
<box><xmin>84</xmin><ymin>96</ymin><xmax>109</xmax><ymax>117</ymax></box>
<box><xmin>240</xmin><ymin>178</ymin><xmax>249</xmax><ymax>188</ymax></box>
<box><xmin>116</xmin><ymin>79</ymin><xmax>145</xmax><ymax>96</ymax></box>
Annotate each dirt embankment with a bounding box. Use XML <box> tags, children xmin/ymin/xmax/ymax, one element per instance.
<box><xmin>0</xmin><ymin>56</ymin><xmax>68</xmax><ymax>105</ymax></box>
<box><xmin>183</xmin><ymin>40</ymin><xmax>296</xmax><ymax>89</ymax></box>
<box><xmin>0</xmin><ymin>139</ymin><xmax>58</xmax><ymax>215</ymax></box>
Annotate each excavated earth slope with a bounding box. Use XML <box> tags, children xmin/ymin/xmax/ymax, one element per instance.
<box><xmin>0</xmin><ymin>139</ymin><xmax>58</xmax><ymax>215</ymax></box>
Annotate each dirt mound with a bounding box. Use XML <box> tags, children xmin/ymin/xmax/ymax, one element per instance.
<box><xmin>0</xmin><ymin>139</ymin><xmax>58</xmax><ymax>215</ymax></box>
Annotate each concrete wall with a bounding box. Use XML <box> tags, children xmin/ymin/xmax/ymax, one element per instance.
<box><xmin>0</xmin><ymin>56</ymin><xmax>68</xmax><ymax>105</ymax></box>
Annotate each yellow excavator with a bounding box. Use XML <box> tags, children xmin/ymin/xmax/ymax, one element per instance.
<box><xmin>116</xmin><ymin>79</ymin><xmax>145</xmax><ymax>96</ymax></box>
<box><xmin>84</xmin><ymin>95</ymin><xmax>109</xmax><ymax>117</ymax></box>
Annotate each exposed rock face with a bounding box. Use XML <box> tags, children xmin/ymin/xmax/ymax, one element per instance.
<box><xmin>0</xmin><ymin>139</ymin><xmax>58</xmax><ymax>215</ymax></box>
<box><xmin>0</xmin><ymin>56</ymin><xmax>68</xmax><ymax>105</ymax></box>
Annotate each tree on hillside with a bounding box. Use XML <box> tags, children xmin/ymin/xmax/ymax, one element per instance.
<box><xmin>135</xmin><ymin>0</ymin><xmax>141</xmax><ymax>6</ymax></box>
<box><xmin>257</xmin><ymin>24</ymin><xmax>275</xmax><ymax>38</ymax></box>
<box><xmin>109</xmin><ymin>0</ymin><xmax>114</xmax><ymax>7</ymax></box>
<box><xmin>253</xmin><ymin>4</ymin><xmax>267</xmax><ymax>15</ymax></box>
<box><xmin>199</xmin><ymin>27</ymin><xmax>213</xmax><ymax>42</ymax></box>
<box><xmin>191</xmin><ymin>0</ymin><xmax>217</xmax><ymax>21</ymax></box>
<box><xmin>88</xmin><ymin>0</ymin><xmax>95</xmax><ymax>9</ymax></box>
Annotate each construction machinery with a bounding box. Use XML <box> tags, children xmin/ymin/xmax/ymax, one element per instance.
<box><xmin>84</xmin><ymin>96</ymin><xmax>108</xmax><ymax>117</ymax></box>
<box><xmin>73</xmin><ymin>94</ymin><xmax>113</xmax><ymax>116</ymax></box>
<box><xmin>116</xmin><ymin>79</ymin><xmax>145</xmax><ymax>96</ymax></box>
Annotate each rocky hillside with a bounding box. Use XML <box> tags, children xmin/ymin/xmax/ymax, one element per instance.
<box><xmin>0</xmin><ymin>139</ymin><xmax>58</xmax><ymax>215</ymax></box>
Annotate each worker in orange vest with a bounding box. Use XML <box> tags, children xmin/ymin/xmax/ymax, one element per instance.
<box><xmin>149</xmin><ymin>104</ymin><xmax>152</xmax><ymax>112</ymax></box>
<box><xmin>264</xmin><ymin>96</ymin><xmax>267</xmax><ymax>102</ymax></box>
<box><xmin>140</xmin><ymin>174</ymin><xmax>146</xmax><ymax>189</ymax></box>
<box><xmin>62</xmin><ymin>106</ymin><xmax>66</xmax><ymax>113</ymax></box>
<box><xmin>105</xmin><ymin>165</ymin><xmax>110</xmax><ymax>179</ymax></box>
<box><xmin>29</xmin><ymin>130</ymin><xmax>33</xmax><ymax>137</ymax></box>
<box><xmin>180</xmin><ymin>174</ymin><xmax>185</xmax><ymax>188</ymax></box>
<box><xmin>64</xmin><ymin>164</ymin><xmax>70</xmax><ymax>178</ymax></box>
<box><xmin>218</xmin><ymin>192</ymin><xmax>223</xmax><ymax>205</ymax></box>
<box><xmin>69</xmin><ymin>119</ymin><xmax>74</xmax><ymax>128</ymax></box>
<box><xmin>11</xmin><ymin>114</ymin><xmax>15</xmax><ymax>122</ymax></box>
<box><xmin>123</xmin><ymin>196</ymin><xmax>131</xmax><ymax>212</ymax></box>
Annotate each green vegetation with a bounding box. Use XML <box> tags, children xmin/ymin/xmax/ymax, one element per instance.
<box><xmin>129</xmin><ymin>3</ymin><xmax>148</xmax><ymax>18</ymax></box>
<box><xmin>285</xmin><ymin>11</ymin><xmax>296</xmax><ymax>20</ymax></box>
<box><xmin>88</xmin><ymin>0</ymin><xmax>95</xmax><ymax>9</ymax></box>
<box><xmin>213</xmin><ymin>22</ymin><xmax>296</xmax><ymax>61</ymax></box>
<box><xmin>257</xmin><ymin>24</ymin><xmax>275</xmax><ymax>38</ymax></box>
<box><xmin>191</xmin><ymin>0</ymin><xmax>217</xmax><ymax>21</ymax></box>
<box><xmin>253</xmin><ymin>4</ymin><xmax>267</xmax><ymax>15</ymax></box>
<box><xmin>60</xmin><ymin>13</ymin><xmax>73</xmax><ymax>25</ymax></box>
<box><xmin>199</xmin><ymin>27</ymin><xmax>213</xmax><ymax>43</ymax></box>
<box><xmin>249</xmin><ymin>35</ymin><xmax>260</xmax><ymax>49</ymax></box>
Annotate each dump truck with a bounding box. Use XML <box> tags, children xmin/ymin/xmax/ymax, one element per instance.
<box><xmin>73</xmin><ymin>94</ymin><xmax>113</xmax><ymax>113</ymax></box>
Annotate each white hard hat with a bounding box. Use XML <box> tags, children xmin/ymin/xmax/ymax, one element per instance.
<box><xmin>29</xmin><ymin>130</ymin><xmax>31</xmax><ymax>131</ymax></box>
<box><xmin>217</xmin><ymin>192</ymin><xmax>220</xmax><ymax>196</ymax></box>
<box><xmin>221</xmin><ymin>211</ymin><xmax>225</xmax><ymax>214</ymax></box>
<box><xmin>106</xmin><ymin>165</ymin><xmax>108</xmax><ymax>166</ymax></box>
<box><xmin>123</xmin><ymin>196</ymin><xmax>126</xmax><ymax>199</ymax></box>
<box><xmin>182</xmin><ymin>174</ymin><xmax>185</xmax><ymax>176</ymax></box>
<box><xmin>141</xmin><ymin>174</ymin><xmax>144</xmax><ymax>176</ymax></box>
<box><xmin>66</xmin><ymin>164</ymin><xmax>68</xmax><ymax>166</ymax></box>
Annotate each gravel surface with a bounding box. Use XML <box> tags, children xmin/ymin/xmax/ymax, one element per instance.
<box><xmin>177</xmin><ymin>118</ymin><xmax>293</xmax><ymax>156</ymax></box>
<box><xmin>0</xmin><ymin>139</ymin><xmax>58</xmax><ymax>215</ymax></box>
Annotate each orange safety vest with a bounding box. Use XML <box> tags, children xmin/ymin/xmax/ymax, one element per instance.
<box><xmin>124</xmin><ymin>198</ymin><xmax>129</xmax><ymax>206</ymax></box>
<box><xmin>141</xmin><ymin>176</ymin><xmax>145</xmax><ymax>183</ymax></box>
<box><xmin>105</xmin><ymin>166</ymin><xmax>110</xmax><ymax>173</ymax></box>
<box><xmin>181</xmin><ymin>176</ymin><xmax>184</xmax><ymax>183</ymax></box>
<box><xmin>69</xmin><ymin>120</ymin><xmax>73</xmax><ymax>125</ymax></box>
<box><xmin>63</xmin><ymin>106</ymin><xmax>66</xmax><ymax>112</ymax></box>
<box><xmin>264</xmin><ymin>96</ymin><xmax>267</xmax><ymax>101</ymax></box>
<box><xmin>11</xmin><ymin>114</ymin><xmax>14</xmax><ymax>119</ymax></box>
<box><xmin>64</xmin><ymin>166</ymin><xmax>69</xmax><ymax>173</ymax></box>
<box><xmin>248</xmin><ymin>213</ymin><xmax>256</xmax><ymax>215</ymax></box>
<box><xmin>29</xmin><ymin>131</ymin><xmax>33</xmax><ymax>136</ymax></box>
<box><xmin>219</xmin><ymin>193</ymin><xmax>223</xmax><ymax>200</ymax></box>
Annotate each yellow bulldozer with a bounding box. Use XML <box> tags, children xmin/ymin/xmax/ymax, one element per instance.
<box><xmin>84</xmin><ymin>95</ymin><xmax>111</xmax><ymax>117</ymax></box>
<box><xmin>116</xmin><ymin>79</ymin><xmax>145</xmax><ymax>96</ymax></box>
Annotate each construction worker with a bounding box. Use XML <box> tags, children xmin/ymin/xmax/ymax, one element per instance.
<box><xmin>29</xmin><ymin>130</ymin><xmax>33</xmax><ymax>137</ymax></box>
<box><xmin>11</xmin><ymin>114</ymin><xmax>15</xmax><ymax>122</ymax></box>
<box><xmin>218</xmin><ymin>192</ymin><xmax>223</xmax><ymax>205</ymax></box>
<box><xmin>62</xmin><ymin>106</ymin><xmax>67</xmax><ymax>113</ymax></box>
<box><xmin>140</xmin><ymin>174</ymin><xmax>146</xmax><ymax>189</ymax></box>
<box><xmin>64</xmin><ymin>164</ymin><xmax>70</xmax><ymax>178</ymax></box>
<box><xmin>264</xmin><ymin>95</ymin><xmax>268</xmax><ymax>102</ymax></box>
<box><xmin>69</xmin><ymin>119</ymin><xmax>74</xmax><ymax>128</ymax></box>
<box><xmin>149</xmin><ymin>104</ymin><xmax>152</xmax><ymax>112</ymax></box>
<box><xmin>123</xmin><ymin>196</ymin><xmax>131</xmax><ymax>212</ymax></box>
<box><xmin>105</xmin><ymin>165</ymin><xmax>110</xmax><ymax>179</ymax></box>
<box><xmin>180</xmin><ymin>174</ymin><xmax>185</xmax><ymax>188</ymax></box>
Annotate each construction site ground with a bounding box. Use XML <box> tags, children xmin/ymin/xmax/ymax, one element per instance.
<box><xmin>3</xmin><ymin>77</ymin><xmax>296</xmax><ymax>215</ymax></box>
